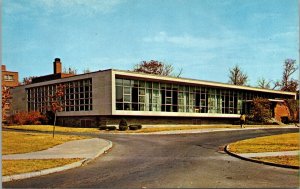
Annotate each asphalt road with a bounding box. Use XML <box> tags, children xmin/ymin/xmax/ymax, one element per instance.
<box><xmin>3</xmin><ymin>128</ymin><xmax>299</xmax><ymax>188</ymax></box>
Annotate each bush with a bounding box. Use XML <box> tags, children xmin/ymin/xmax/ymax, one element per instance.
<box><xmin>249</xmin><ymin>98</ymin><xmax>272</xmax><ymax>123</ymax></box>
<box><xmin>99</xmin><ymin>126</ymin><xmax>107</xmax><ymax>130</ymax></box>
<box><xmin>10</xmin><ymin>111</ymin><xmax>47</xmax><ymax>125</ymax></box>
<box><xmin>119</xmin><ymin>119</ymin><xmax>128</xmax><ymax>127</ymax></box>
<box><xmin>129</xmin><ymin>125</ymin><xmax>142</xmax><ymax>130</ymax></box>
<box><xmin>107</xmin><ymin>126</ymin><xmax>116</xmax><ymax>131</ymax></box>
<box><xmin>119</xmin><ymin>126</ymin><xmax>128</xmax><ymax>131</ymax></box>
<box><xmin>281</xmin><ymin>116</ymin><xmax>289</xmax><ymax>124</ymax></box>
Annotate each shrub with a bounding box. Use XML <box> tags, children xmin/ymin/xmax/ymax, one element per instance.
<box><xmin>119</xmin><ymin>119</ymin><xmax>128</xmax><ymax>127</ymax></box>
<box><xmin>119</xmin><ymin>126</ymin><xmax>128</xmax><ymax>131</ymax></box>
<box><xmin>107</xmin><ymin>126</ymin><xmax>116</xmax><ymax>131</ymax></box>
<box><xmin>249</xmin><ymin>98</ymin><xmax>272</xmax><ymax>123</ymax></box>
<box><xmin>129</xmin><ymin>125</ymin><xmax>139</xmax><ymax>130</ymax></box>
<box><xmin>99</xmin><ymin>126</ymin><xmax>107</xmax><ymax>130</ymax></box>
<box><xmin>129</xmin><ymin>125</ymin><xmax>142</xmax><ymax>130</ymax></box>
<box><xmin>10</xmin><ymin>111</ymin><xmax>47</xmax><ymax>125</ymax></box>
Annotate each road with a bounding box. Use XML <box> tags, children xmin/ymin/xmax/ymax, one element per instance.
<box><xmin>3</xmin><ymin>128</ymin><xmax>299</xmax><ymax>188</ymax></box>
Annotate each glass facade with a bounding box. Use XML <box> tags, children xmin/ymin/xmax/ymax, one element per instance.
<box><xmin>27</xmin><ymin>78</ymin><xmax>92</xmax><ymax>112</ymax></box>
<box><xmin>115</xmin><ymin>77</ymin><xmax>286</xmax><ymax>114</ymax></box>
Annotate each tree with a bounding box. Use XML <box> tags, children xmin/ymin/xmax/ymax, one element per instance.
<box><xmin>2</xmin><ymin>85</ymin><xmax>11</xmax><ymax>121</ymax></box>
<box><xmin>228</xmin><ymin>65</ymin><xmax>248</xmax><ymax>85</ymax></box>
<box><xmin>273</xmin><ymin>59</ymin><xmax>298</xmax><ymax>92</ymax></box>
<box><xmin>83</xmin><ymin>68</ymin><xmax>91</xmax><ymax>74</ymax></box>
<box><xmin>63</xmin><ymin>67</ymin><xmax>77</xmax><ymax>75</ymax></box>
<box><xmin>249</xmin><ymin>97</ymin><xmax>272</xmax><ymax>123</ymax></box>
<box><xmin>257</xmin><ymin>77</ymin><xmax>271</xmax><ymax>89</ymax></box>
<box><xmin>285</xmin><ymin>99</ymin><xmax>299</xmax><ymax>124</ymax></box>
<box><xmin>281</xmin><ymin>59</ymin><xmax>298</xmax><ymax>92</ymax></box>
<box><xmin>22</xmin><ymin>76</ymin><xmax>37</xmax><ymax>85</ymax></box>
<box><xmin>133</xmin><ymin>60</ymin><xmax>182</xmax><ymax>77</ymax></box>
<box><xmin>50</xmin><ymin>84</ymin><xmax>65</xmax><ymax>137</ymax></box>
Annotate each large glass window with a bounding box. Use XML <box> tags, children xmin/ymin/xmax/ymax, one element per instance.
<box><xmin>115</xmin><ymin>77</ymin><xmax>288</xmax><ymax>114</ymax></box>
<box><xmin>27</xmin><ymin>78</ymin><xmax>92</xmax><ymax>112</ymax></box>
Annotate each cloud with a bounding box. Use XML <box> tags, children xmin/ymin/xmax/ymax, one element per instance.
<box><xmin>142</xmin><ymin>31</ymin><xmax>247</xmax><ymax>49</ymax></box>
<box><xmin>4</xmin><ymin>0</ymin><xmax>124</xmax><ymax>16</ymax></box>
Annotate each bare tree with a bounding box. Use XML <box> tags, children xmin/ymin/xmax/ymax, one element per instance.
<box><xmin>281</xmin><ymin>59</ymin><xmax>298</xmax><ymax>92</ymax></box>
<box><xmin>2</xmin><ymin>85</ymin><xmax>11</xmax><ymax>121</ymax></box>
<box><xmin>50</xmin><ymin>84</ymin><xmax>65</xmax><ymax>138</ymax></box>
<box><xmin>133</xmin><ymin>60</ymin><xmax>182</xmax><ymax>77</ymax></box>
<box><xmin>272</xmin><ymin>59</ymin><xmax>298</xmax><ymax>91</ymax></box>
<box><xmin>83</xmin><ymin>68</ymin><xmax>91</xmax><ymax>74</ymax></box>
<box><xmin>63</xmin><ymin>67</ymin><xmax>77</xmax><ymax>75</ymax></box>
<box><xmin>228</xmin><ymin>65</ymin><xmax>248</xmax><ymax>86</ymax></box>
<box><xmin>257</xmin><ymin>77</ymin><xmax>271</xmax><ymax>89</ymax></box>
<box><xmin>22</xmin><ymin>76</ymin><xmax>37</xmax><ymax>85</ymax></box>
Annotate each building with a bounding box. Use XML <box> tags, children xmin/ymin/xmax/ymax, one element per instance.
<box><xmin>10</xmin><ymin>59</ymin><xmax>296</xmax><ymax>127</ymax></box>
<box><xmin>31</xmin><ymin>58</ymin><xmax>75</xmax><ymax>83</ymax></box>
<box><xmin>2</xmin><ymin>65</ymin><xmax>19</xmax><ymax>88</ymax></box>
<box><xmin>2</xmin><ymin>65</ymin><xmax>19</xmax><ymax>122</ymax></box>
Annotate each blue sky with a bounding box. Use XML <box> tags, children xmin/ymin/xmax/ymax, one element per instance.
<box><xmin>3</xmin><ymin>0</ymin><xmax>299</xmax><ymax>86</ymax></box>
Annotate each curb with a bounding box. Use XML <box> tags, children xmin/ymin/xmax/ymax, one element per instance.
<box><xmin>224</xmin><ymin>145</ymin><xmax>299</xmax><ymax>170</ymax></box>
<box><xmin>2</xmin><ymin>139</ymin><xmax>113</xmax><ymax>183</ymax></box>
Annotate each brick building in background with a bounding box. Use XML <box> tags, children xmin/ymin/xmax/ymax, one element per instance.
<box><xmin>2</xmin><ymin>65</ymin><xmax>19</xmax><ymax>121</ymax></box>
<box><xmin>2</xmin><ymin>65</ymin><xmax>19</xmax><ymax>88</ymax></box>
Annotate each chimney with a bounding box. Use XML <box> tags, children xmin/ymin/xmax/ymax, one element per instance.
<box><xmin>53</xmin><ymin>58</ymin><xmax>62</xmax><ymax>74</ymax></box>
<box><xmin>2</xmin><ymin>65</ymin><xmax>6</xmax><ymax>71</ymax></box>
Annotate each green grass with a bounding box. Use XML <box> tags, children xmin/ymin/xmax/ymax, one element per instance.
<box><xmin>2</xmin><ymin>131</ymin><xmax>88</xmax><ymax>155</ymax></box>
<box><xmin>229</xmin><ymin>133</ymin><xmax>300</xmax><ymax>153</ymax></box>
<box><xmin>2</xmin><ymin>159</ymin><xmax>83</xmax><ymax>176</ymax></box>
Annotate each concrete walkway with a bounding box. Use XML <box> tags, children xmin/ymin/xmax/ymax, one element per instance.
<box><xmin>3</xmin><ymin>138</ymin><xmax>112</xmax><ymax>182</ymax></box>
<box><xmin>3</xmin><ymin>138</ymin><xmax>110</xmax><ymax>160</ymax></box>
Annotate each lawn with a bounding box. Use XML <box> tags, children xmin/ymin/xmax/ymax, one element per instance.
<box><xmin>2</xmin><ymin>130</ymin><xmax>89</xmax><ymax>176</ymax></box>
<box><xmin>228</xmin><ymin>132</ymin><xmax>300</xmax><ymax>153</ymax></box>
<box><xmin>4</xmin><ymin>124</ymin><xmax>289</xmax><ymax>134</ymax></box>
<box><xmin>4</xmin><ymin>125</ymin><xmax>99</xmax><ymax>133</ymax></box>
<box><xmin>3</xmin><ymin>159</ymin><xmax>82</xmax><ymax>176</ymax></box>
<box><xmin>253</xmin><ymin>155</ymin><xmax>299</xmax><ymax>167</ymax></box>
<box><xmin>2</xmin><ymin>131</ymin><xmax>88</xmax><ymax>155</ymax></box>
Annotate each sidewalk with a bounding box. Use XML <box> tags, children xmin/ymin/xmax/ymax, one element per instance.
<box><xmin>3</xmin><ymin>138</ymin><xmax>112</xmax><ymax>182</ymax></box>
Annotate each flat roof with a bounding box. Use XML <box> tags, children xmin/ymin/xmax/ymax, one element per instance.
<box><xmin>112</xmin><ymin>69</ymin><xmax>296</xmax><ymax>96</ymax></box>
<box><xmin>16</xmin><ymin>68</ymin><xmax>296</xmax><ymax>97</ymax></box>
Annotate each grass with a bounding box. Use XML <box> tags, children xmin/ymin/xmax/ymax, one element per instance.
<box><xmin>229</xmin><ymin>133</ymin><xmax>300</xmax><ymax>153</ymax></box>
<box><xmin>100</xmin><ymin>125</ymin><xmax>245</xmax><ymax>133</ymax></box>
<box><xmin>2</xmin><ymin>159</ymin><xmax>83</xmax><ymax>176</ymax></box>
<box><xmin>5</xmin><ymin>124</ymin><xmax>291</xmax><ymax>134</ymax></box>
<box><xmin>4</xmin><ymin>125</ymin><xmax>99</xmax><ymax>133</ymax></box>
<box><xmin>253</xmin><ymin>155</ymin><xmax>299</xmax><ymax>167</ymax></box>
<box><xmin>2</xmin><ymin>131</ymin><xmax>88</xmax><ymax>155</ymax></box>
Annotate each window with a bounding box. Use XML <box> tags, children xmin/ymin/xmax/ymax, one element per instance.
<box><xmin>114</xmin><ymin>77</ymin><xmax>286</xmax><ymax>115</ymax></box>
<box><xmin>4</xmin><ymin>75</ymin><xmax>14</xmax><ymax>81</ymax></box>
<box><xmin>27</xmin><ymin>78</ymin><xmax>92</xmax><ymax>112</ymax></box>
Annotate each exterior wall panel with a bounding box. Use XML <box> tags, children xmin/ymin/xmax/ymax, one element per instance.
<box><xmin>10</xmin><ymin>85</ymin><xmax>27</xmax><ymax>114</ymax></box>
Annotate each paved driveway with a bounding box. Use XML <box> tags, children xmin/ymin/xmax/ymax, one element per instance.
<box><xmin>4</xmin><ymin>128</ymin><xmax>298</xmax><ymax>188</ymax></box>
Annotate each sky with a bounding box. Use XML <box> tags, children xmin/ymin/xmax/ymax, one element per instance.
<box><xmin>3</xmin><ymin>0</ymin><xmax>299</xmax><ymax>86</ymax></box>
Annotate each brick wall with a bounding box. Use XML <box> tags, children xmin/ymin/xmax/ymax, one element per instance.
<box><xmin>274</xmin><ymin>102</ymin><xmax>291</xmax><ymax>122</ymax></box>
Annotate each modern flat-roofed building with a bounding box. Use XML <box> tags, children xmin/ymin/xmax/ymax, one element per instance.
<box><xmin>10</xmin><ymin>60</ymin><xmax>296</xmax><ymax>127</ymax></box>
